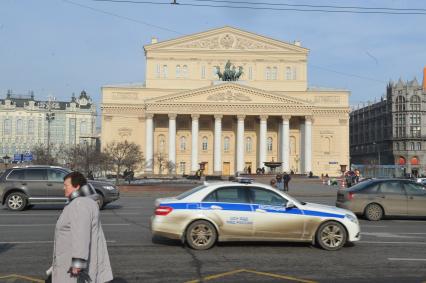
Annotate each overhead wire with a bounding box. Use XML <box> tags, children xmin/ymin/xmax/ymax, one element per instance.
<box><xmin>90</xmin><ymin>0</ymin><xmax>426</xmax><ymax>15</ymax></box>
<box><xmin>62</xmin><ymin>0</ymin><xmax>390</xmax><ymax>85</ymax></box>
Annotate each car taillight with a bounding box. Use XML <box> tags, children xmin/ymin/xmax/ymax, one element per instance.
<box><xmin>348</xmin><ymin>192</ymin><xmax>355</xmax><ymax>200</ymax></box>
<box><xmin>155</xmin><ymin>206</ymin><xmax>173</xmax><ymax>216</ymax></box>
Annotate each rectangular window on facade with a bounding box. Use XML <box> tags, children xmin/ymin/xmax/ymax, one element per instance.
<box><xmin>28</xmin><ymin>120</ymin><xmax>34</xmax><ymax>135</ymax></box>
<box><xmin>201</xmin><ymin>66</ymin><xmax>206</xmax><ymax>79</ymax></box>
<box><xmin>248</xmin><ymin>67</ymin><xmax>253</xmax><ymax>80</ymax></box>
<box><xmin>4</xmin><ymin>119</ymin><xmax>11</xmax><ymax>134</ymax></box>
<box><xmin>163</xmin><ymin>65</ymin><xmax>168</xmax><ymax>78</ymax></box>
<box><xmin>179</xmin><ymin>162</ymin><xmax>186</xmax><ymax>174</ymax></box>
<box><xmin>156</xmin><ymin>64</ymin><xmax>160</xmax><ymax>78</ymax></box>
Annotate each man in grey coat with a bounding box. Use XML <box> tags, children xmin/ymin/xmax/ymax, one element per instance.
<box><xmin>49</xmin><ymin>171</ymin><xmax>113</xmax><ymax>283</ymax></box>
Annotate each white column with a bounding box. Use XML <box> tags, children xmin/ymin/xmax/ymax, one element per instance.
<box><xmin>191</xmin><ymin>114</ymin><xmax>200</xmax><ymax>173</ymax></box>
<box><xmin>304</xmin><ymin>116</ymin><xmax>312</xmax><ymax>174</ymax></box>
<box><xmin>145</xmin><ymin>113</ymin><xmax>154</xmax><ymax>173</ymax></box>
<box><xmin>168</xmin><ymin>113</ymin><xmax>177</xmax><ymax>174</ymax></box>
<box><xmin>259</xmin><ymin>115</ymin><xmax>268</xmax><ymax>170</ymax></box>
<box><xmin>236</xmin><ymin>115</ymin><xmax>245</xmax><ymax>173</ymax></box>
<box><xmin>281</xmin><ymin>115</ymin><xmax>290</xmax><ymax>172</ymax></box>
<box><xmin>214</xmin><ymin>114</ymin><xmax>222</xmax><ymax>175</ymax></box>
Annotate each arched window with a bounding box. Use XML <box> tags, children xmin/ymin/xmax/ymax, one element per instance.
<box><xmin>410</xmin><ymin>142</ymin><xmax>415</xmax><ymax>151</ymax></box>
<box><xmin>267</xmin><ymin>137</ymin><xmax>273</xmax><ymax>152</ymax></box>
<box><xmin>202</xmin><ymin>136</ymin><xmax>208</xmax><ymax>151</ymax></box>
<box><xmin>396</xmin><ymin>96</ymin><xmax>406</xmax><ymax>112</ymax></box>
<box><xmin>179</xmin><ymin>136</ymin><xmax>186</xmax><ymax>151</ymax></box>
<box><xmin>271</xmin><ymin>67</ymin><xmax>278</xmax><ymax>80</ymax></box>
<box><xmin>28</xmin><ymin>120</ymin><xmax>34</xmax><ymax>135</ymax></box>
<box><xmin>245</xmin><ymin>137</ymin><xmax>252</xmax><ymax>153</ymax></box>
<box><xmin>416</xmin><ymin>142</ymin><xmax>421</xmax><ymax>151</ymax></box>
<box><xmin>410</xmin><ymin>95</ymin><xmax>421</xmax><ymax>111</ymax></box>
<box><xmin>224</xmin><ymin>137</ymin><xmax>230</xmax><ymax>152</ymax></box>
<box><xmin>158</xmin><ymin>134</ymin><xmax>165</xmax><ymax>153</ymax></box>
<box><xmin>175</xmin><ymin>65</ymin><xmax>181</xmax><ymax>78</ymax></box>
<box><xmin>411</xmin><ymin>156</ymin><xmax>420</xmax><ymax>166</ymax></box>
<box><xmin>3</xmin><ymin>119</ymin><xmax>11</xmax><ymax>134</ymax></box>
<box><xmin>16</xmin><ymin>119</ymin><xmax>23</xmax><ymax>135</ymax></box>
<box><xmin>182</xmin><ymin>65</ymin><xmax>188</xmax><ymax>78</ymax></box>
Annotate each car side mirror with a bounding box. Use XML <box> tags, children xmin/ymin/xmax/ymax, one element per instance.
<box><xmin>286</xmin><ymin>201</ymin><xmax>296</xmax><ymax>209</ymax></box>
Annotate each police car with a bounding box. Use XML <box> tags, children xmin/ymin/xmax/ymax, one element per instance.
<box><xmin>151</xmin><ymin>178</ymin><xmax>360</xmax><ymax>250</ymax></box>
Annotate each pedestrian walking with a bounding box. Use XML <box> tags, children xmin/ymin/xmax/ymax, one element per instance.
<box><xmin>47</xmin><ymin>171</ymin><xmax>113</xmax><ymax>283</ymax></box>
<box><xmin>283</xmin><ymin>172</ymin><xmax>291</xmax><ymax>192</ymax></box>
<box><xmin>275</xmin><ymin>174</ymin><xmax>284</xmax><ymax>191</ymax></box>
<box><xmin>270</xmin><ymin>178</ymin><xmax>277</xmax><ymax>188</ymax></box>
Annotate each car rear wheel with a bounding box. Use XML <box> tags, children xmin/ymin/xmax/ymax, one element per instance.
<box><xmin>316</xmin><ymin>221</ymin><xmax>347</xmax><ymax>251</ymax></box>
<box><xmin>364</xmin><ymin>203</ymin><xmax>383</xmax><ymax>221</ymax></box>
<box><xmin>185</xmin><ymin>220</ymin><xmax>217</xmax><ymax>250</ymax></box>
<box><xmin>6</xmin><ymin>192</ymin><xmax>27</xmax><ymax>211</ymax></box>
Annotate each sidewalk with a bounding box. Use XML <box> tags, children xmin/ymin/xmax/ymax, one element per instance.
<box><xmin>118</xmin><ymin>178</ymin><xmax>340</xmax><ymax>197</ymax></box>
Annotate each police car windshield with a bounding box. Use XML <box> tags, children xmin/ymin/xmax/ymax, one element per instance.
<box><xmin>176</xmin><ymin>185</ymin><xmax>207</xmax><ymax>200</ymax></box>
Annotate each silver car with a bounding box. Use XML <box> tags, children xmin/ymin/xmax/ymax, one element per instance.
<box><xmin>336</xmin><ymin>179</ymin><xmax>426</xmax><ymax>221</ymax></box>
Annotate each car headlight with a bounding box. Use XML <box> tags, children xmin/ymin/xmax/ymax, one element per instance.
<box><xmin>345</xmin><ymin>213</ymin><xmax>358</xmax><ymax>224</ymax></box>
<box><xmin>102</xmin><ymin>185</ymin><xmax>116</xmax><ymax>191</ymax></box>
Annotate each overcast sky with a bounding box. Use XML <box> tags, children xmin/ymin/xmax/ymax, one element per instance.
<box><xmin>0</xmin><ymin>0</ymin><xmax>425</xmax><ymax>107</ymax></box>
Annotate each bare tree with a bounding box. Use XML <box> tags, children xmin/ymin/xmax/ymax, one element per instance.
<box><xmin>32</xmin><ymin>144</ymin><xmax>57</xmax><ymax>165</ymax></box>
<box><xmin>104</xmin><ymin>141</ymin><xmax>144</xmax><ymax>184</ymax></box>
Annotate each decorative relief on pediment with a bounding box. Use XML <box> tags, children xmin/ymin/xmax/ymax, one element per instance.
<box><xmin>173</xmin><ymin>34</ymin><xmax>279</xmax><ymax>50</ymax></box>
<box><xmin>207</xmin><ymin>90</ymin><xmax>252</xmax><ymax>102</ymax></box>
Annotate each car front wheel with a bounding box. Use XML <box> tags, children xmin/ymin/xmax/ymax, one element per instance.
<box><xmin>316</xmin><ymin>221</ymin><xmax>347</xmax><ymax>251</ymax></box>
<box><xmin>185</xmin><ymin>220</ymin><xmax>217</xmax><ymax>250</ymax></box>
<box><xmin>6</xmin><ymin>192</ymin><xmax>28</xmax><ymax>211</ymax></box>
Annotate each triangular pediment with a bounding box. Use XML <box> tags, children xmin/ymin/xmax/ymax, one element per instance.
<box><xmin>145</xmin><ymin>26</ymin><xmax>308</xmax><ymax>53</ymax></box>
<box><xmin>145</xmin><ymin>83</ymin><xmax>310</xmax><ymax>106</ymax></box>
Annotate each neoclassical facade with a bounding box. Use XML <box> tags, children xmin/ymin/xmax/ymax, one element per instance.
<box><xmin>101</xmin><ymin>27</ymin><xmax>350</xmax><ymax>176</ymax></box>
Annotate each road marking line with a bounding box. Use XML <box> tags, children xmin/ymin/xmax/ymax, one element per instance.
<box><xmin>388</xmin><ymin>258</ymin><xmax>426</xmax><ymax>261</ymax></box>
<box><xmin>185</xmin><ymin>269</ymin><xmax>245</xmax><ymax>283</ymax></box>
<box><xmin>184</xmin><ymin>269</ymin><xmax>317</xmax><ymax>283</ymax></box>
<box><xmin>0</xmin><ymin>212</ymin><xmax>141</xmax><ymax>216</ymax></box>
<box><xmin>0</xmin><ymin>274</ymin><xmax>44</xmax><ymax>282</ymax></box>
<box><xmin>359</xmin><ymin>241</ymin><xmax>426</xmax><ymax>245</ymax></box>
<box><xmin>243</xmin><ymin>269</ymin><xmax>317</xmax><ymax>283</ymax></box>
<box><xmin>0</xmin><ymin>240</ymin><xmax>116</xmax><ymax>244</ymax></box>
<box><xmin>0</xmin><ymin>223</ymin><xmax>130</xmax><ymax>227</ymax></box>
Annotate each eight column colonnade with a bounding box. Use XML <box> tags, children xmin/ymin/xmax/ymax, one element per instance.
<box><xmin>144</xmin><ymin>114</ymin><xmax>312</xmax><ymax>175</ymax></box>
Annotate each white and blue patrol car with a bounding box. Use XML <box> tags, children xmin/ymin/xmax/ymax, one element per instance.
<box><xmin>151</xmin><ymin>179</ymin><xmax>360</xmax><ymax>250</ymax></box>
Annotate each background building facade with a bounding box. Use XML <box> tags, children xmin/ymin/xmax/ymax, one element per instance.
<box><xmin>0</xmin><ymin>90</ymin><xmax>97</xmax><ymax>159</ymax></box>
<box><xmin>101</xmin><ymin>27</ymin><xmax>350</xmax><ymax>176</ymax></box>
<box><xmin>350</xmin><ymin>69</ymin><xmax>426</xmax><ymax>176</ymax></box>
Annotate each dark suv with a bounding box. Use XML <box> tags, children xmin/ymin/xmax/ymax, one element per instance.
<box><xmin>0</xmin><ymin>166</ymin><xmax>120</xmax><ymax>211</ymax></box>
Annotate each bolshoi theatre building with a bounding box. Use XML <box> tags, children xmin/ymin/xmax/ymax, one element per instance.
<box><xmin>101</xmin><ymin>26</ymin><xmax>350</xmax><ymax>176</ymax></box>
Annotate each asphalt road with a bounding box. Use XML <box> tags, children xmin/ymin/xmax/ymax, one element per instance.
<box><xmin>0</xmin><ymin>182</ymin><xmax>425</xmax><ymax>283</ymax></box>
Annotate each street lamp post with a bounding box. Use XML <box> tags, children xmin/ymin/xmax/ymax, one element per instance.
<box><xmin>45</xmin><ymin>96</ymin><xmax>56</xmax><ymax>158</ymax></box>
